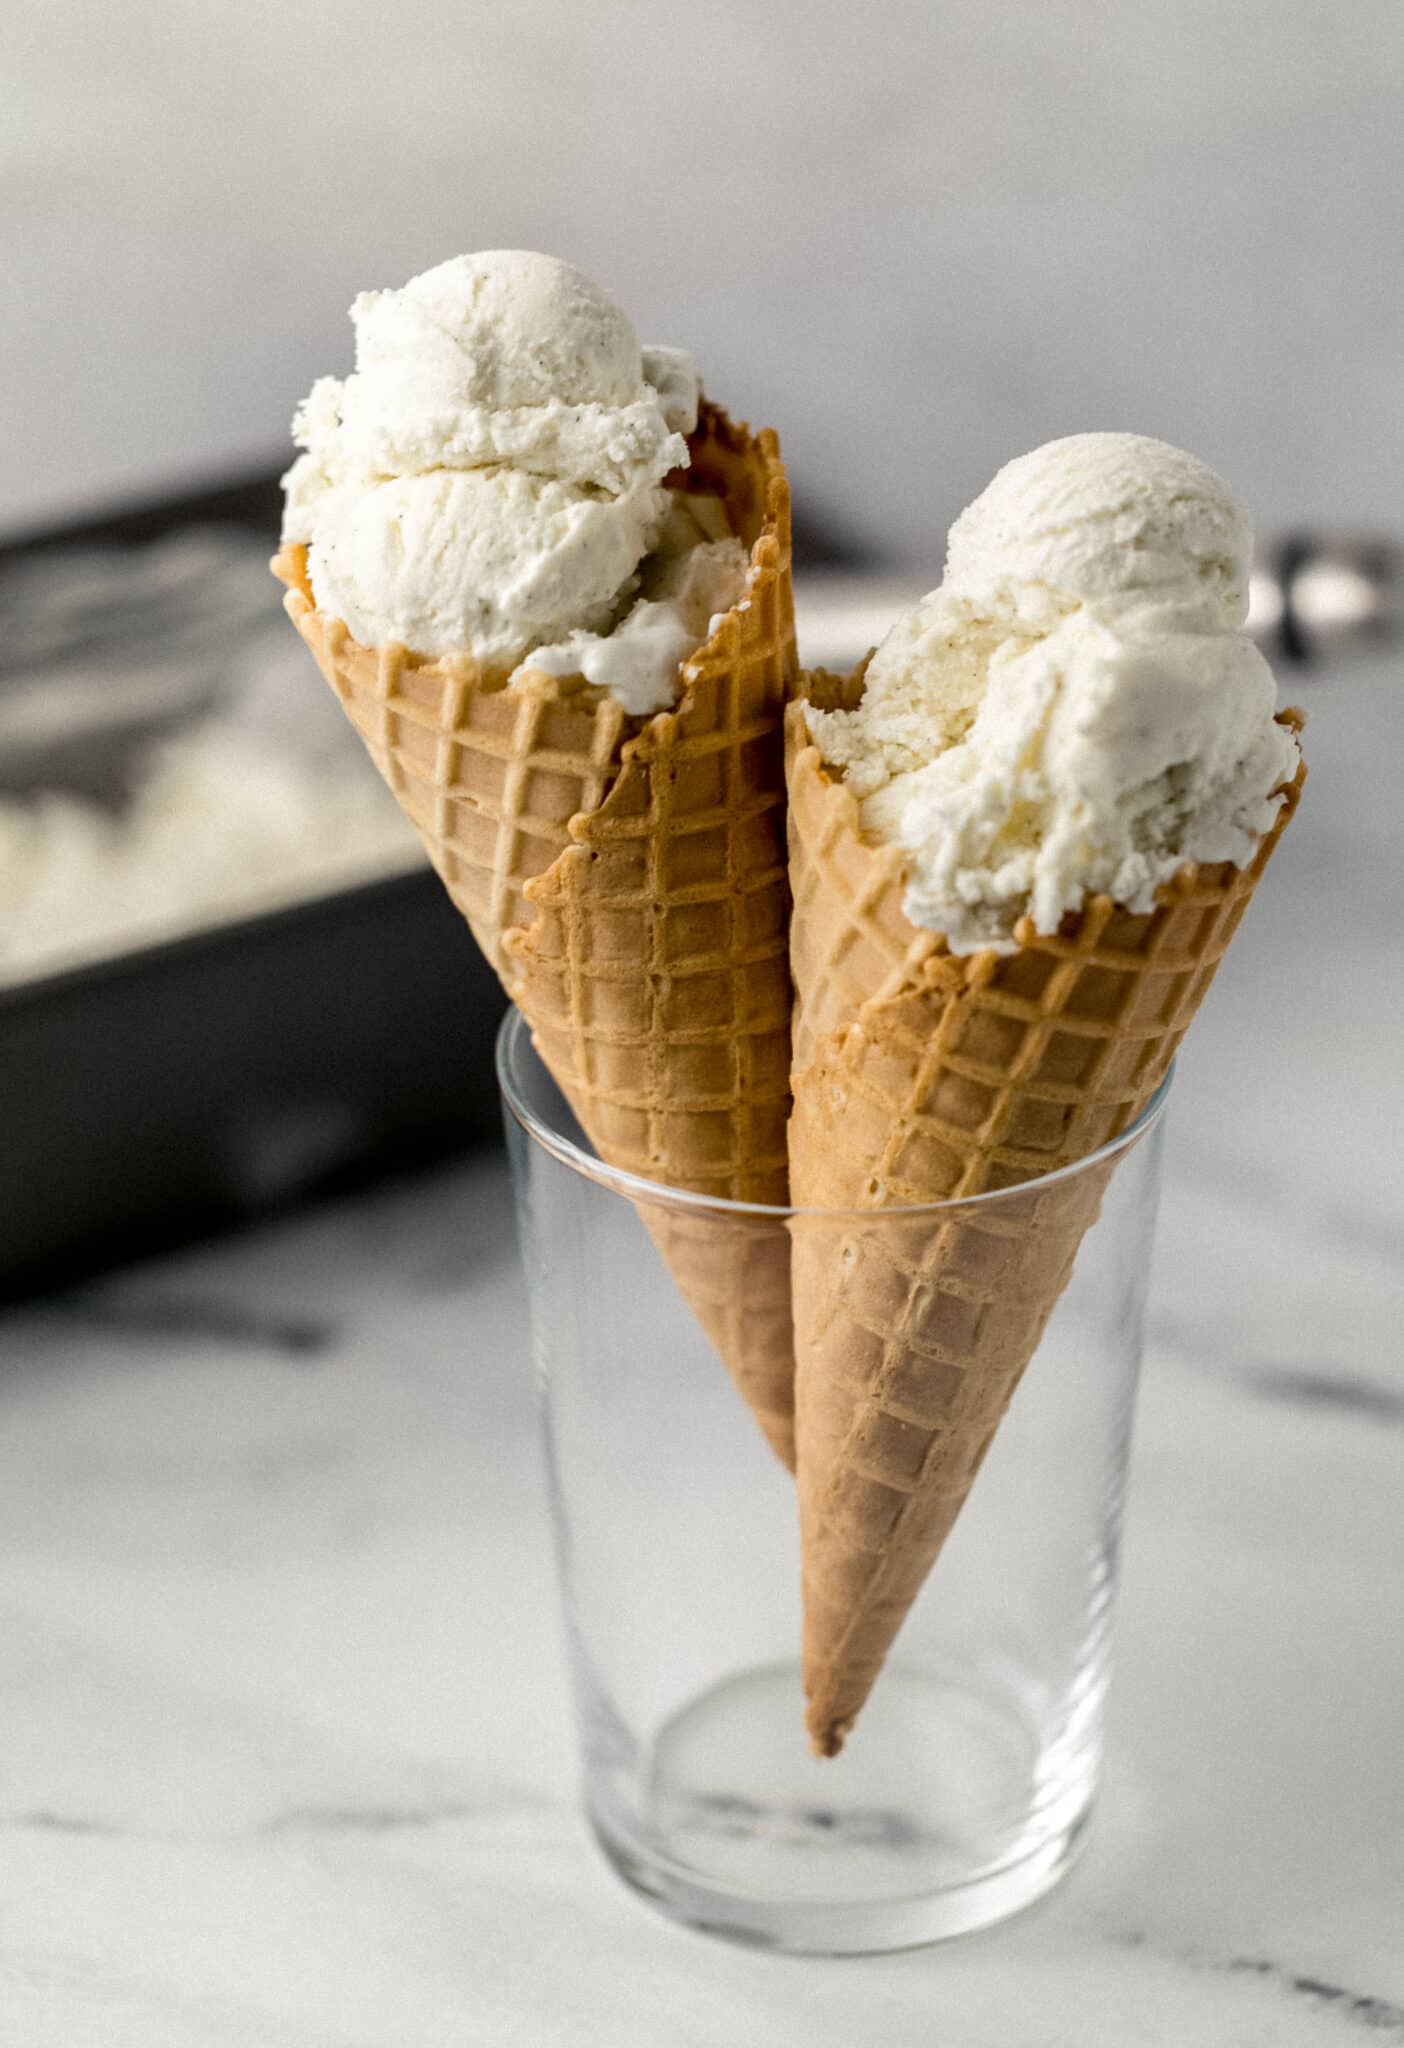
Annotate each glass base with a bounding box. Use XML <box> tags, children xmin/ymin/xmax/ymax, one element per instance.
<box><xmin>587</xmin><ymin>1660</ymin><xmax>1095</xmax><ymax>1954</ymax></box>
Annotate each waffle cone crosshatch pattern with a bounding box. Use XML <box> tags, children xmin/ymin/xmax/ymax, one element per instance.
<box><xmin>785</xmin><ymin>688</ymin><xmax>1306</xmax><ymax>1755</ymax></box>
<box><xmin>276</xmin><ymin>403</ymin><xmax>800</xmax><ymax>1461</ymax></box>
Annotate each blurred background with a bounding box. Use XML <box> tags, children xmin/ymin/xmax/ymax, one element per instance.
<box><xmin>6</xmin><ymin>0</ymin><xmax>1402</xmax><ymax>541</ymax></box>
<box><xmin>2</xmin><ymin>0</ymin><xmax>1400</xmax><ymax>1288</ymax></box>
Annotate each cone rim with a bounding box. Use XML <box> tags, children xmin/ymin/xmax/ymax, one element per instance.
<box><xmin>497</xmin><ymin>1005</ymin><xmax>1173</xmax><ymax>1222</ymax></box>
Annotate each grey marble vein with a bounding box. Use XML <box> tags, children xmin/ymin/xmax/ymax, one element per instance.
<box><xmin>1221</xmin><ymin>1959</ymin><xmax>1404</xmax><ymax>2038</ymax></box>
<box><xmin>46</xmin><ymin>1290</ymin><xmax>340</xmax><ymax>1360</ymax></box>
<box><xmin>1242</xmin><ymin>1366</ymin><xmax>1404</xmax><ymax>1426</ymax></box>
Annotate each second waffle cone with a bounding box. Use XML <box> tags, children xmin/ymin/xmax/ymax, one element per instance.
<box><xmin>787</xmin><ymin>676</ymin><xmax>1305</xmax><ymax>1754</ymax></box>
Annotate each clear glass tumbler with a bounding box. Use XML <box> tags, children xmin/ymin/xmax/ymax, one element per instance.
<box><xmin>498</xmin><ymin>1008</ymin><xmax>1169</xmax><ymax>1954</ymax></box>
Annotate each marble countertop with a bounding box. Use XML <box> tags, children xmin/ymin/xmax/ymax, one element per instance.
<box><xmin>2</xmin><ymin>666</ymin><xmax>1401</xmax><ymax>2045</ymax></box>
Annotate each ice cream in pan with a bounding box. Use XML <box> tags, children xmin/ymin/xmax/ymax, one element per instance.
<box><xmin>274</xmin><ymin>251</ymin><xmax>799</xmax><ymax>1463</ymax></box>
<box><xmin>273</xmin><ymin>262</ymin><xmax>1304</xmax><ymax>1755</ymax></box>
<box><xmin>789</xmin><ymin>433</ymin><xmax>1304</xmax><ymax>1752</ymax></box>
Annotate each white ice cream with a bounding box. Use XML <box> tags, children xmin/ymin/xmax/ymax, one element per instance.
<box><xmin>517</xmin><ymin>492</ymin><xmax>746</xmax><ymax>715</ymax></box>
<box><xmin>282</xmin><ymin>251</ymin><xmax>744</xmax><ymax>709</ymax></box>
<box><xmin>806</xmin><ymin>433</ymin><xmax>1301</xmax><ymax>954</ymax></box>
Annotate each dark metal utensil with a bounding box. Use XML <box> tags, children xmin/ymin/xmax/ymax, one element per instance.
<box><xmin>1251</xmin><ymin>534</ymin><xmax>1401</xmax><ymax>668</ymax></box>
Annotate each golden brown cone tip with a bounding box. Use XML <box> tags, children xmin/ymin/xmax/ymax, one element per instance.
<box><xmin>787</xmin><ymin>675</ymin><xmax>1304</xmax><ymax>1754</ymax></box>
<box><xmin>274</xmin><ymin>403</ymin><xmax>799</xmax><ymax>1467</ymax></box>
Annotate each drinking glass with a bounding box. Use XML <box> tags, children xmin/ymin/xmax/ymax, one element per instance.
<box><xmin>498</xmin><ymin>1007</ymin><xmax>1169</xmax><ymax>1954</ymax></box>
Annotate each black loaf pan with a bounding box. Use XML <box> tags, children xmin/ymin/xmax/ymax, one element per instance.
<box><xmin>0</xmin><ymin>470</ymin><xmax>505</xmax><ymax>1301</ymax></box>
<box><xmin>0</xmin><ymin>873</ymin><xmax>505</xmax><ymax>1301</ymax></box>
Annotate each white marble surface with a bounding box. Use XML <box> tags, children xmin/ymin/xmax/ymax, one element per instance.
<box><xmin>2</xmin><ymin>665</ymin><xmax>1401</xmax><ymax>2043</ymax></box>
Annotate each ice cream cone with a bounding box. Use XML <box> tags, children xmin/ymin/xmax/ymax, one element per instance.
<box><xmin>274</xmin><ymin>403</ymin><xmax>799</xmax><ymax>1465</ymax></box>
<box><xmin>787</xmin><ymin>674</ymin><xmax>1305</xmax><ymax>1753</ymax></box>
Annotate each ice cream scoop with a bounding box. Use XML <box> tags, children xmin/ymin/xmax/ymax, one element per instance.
<box><xmin>281</xmin><ymin>250</ymin><xmax>744</xmax><ymax>707</ymax></box>
<box><xmin>521</xmin><ymin>491</ymin><xmax>752</xmax><ymax>716</ymax></box>
<box><xmin>805</xmin><ymin>433</ymin><xmax>1302</xmax><ymax>953</ymax></box>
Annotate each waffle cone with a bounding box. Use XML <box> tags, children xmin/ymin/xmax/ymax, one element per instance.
<box><xmin>786</xmin><ymin>677</ymin><xmax>1305</xmax><ymax>1753</ymax></box>
<box><xmin>273</xmin><ymin>403</ymin><xmax>799</xmax><ymax>1465</ymax></box>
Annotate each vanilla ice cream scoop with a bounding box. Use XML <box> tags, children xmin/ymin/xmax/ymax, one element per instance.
<box><xmin>942</xmin><ymin>432</ymin><xmax>1254</xmax><ymax>628</ymax></box>
<box><xmin>806</xmin><ymin>433</ymin><xmax>1302</xmax><ymax>954</ymax></box>
<box><xmin>281</xmin><ymin>251</ymin><xmax>740</xmax><ymax>696</ymax></box>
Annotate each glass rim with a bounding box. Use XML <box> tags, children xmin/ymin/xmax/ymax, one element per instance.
<box><xmin>495</xmin><ymin>1006</ymin><xmax>1172</xmax><ymax>1223</ymax></box>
